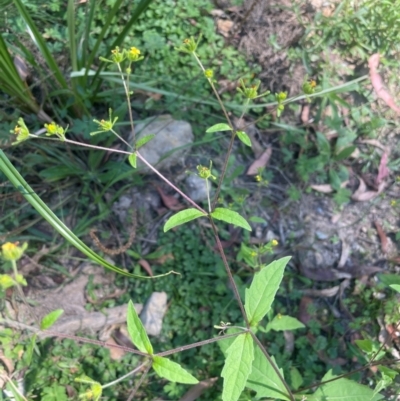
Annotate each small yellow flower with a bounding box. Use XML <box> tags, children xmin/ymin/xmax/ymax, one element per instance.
<box><xmin>204</xmin><ymin>69</ymin><xmax>214</xmax><ymax>79</ymax></box>
<box><xmin>1</xmin><ymin>242</ymin><xmax>28</xmax><ymax>261</ymax></box>
<box><xmin>255</xmin><ymin>175</ymin><xmax>262</xmax><ymax>182</ymax></box>
<box><xmin>271</xmin><ymin>239</ymin><xmax>278</xmax><ymax>247</ymax></box>
<box><xmin>11</xmin><ymin>118</ymin><xmax>30</xmax><ymax>143</ymax></box>
<box><xmin>129</xmin><ymin>47</ymin><xmax>140</xmax><ymax>57</ymax></box>
<box><xmin>391</xmin><ymin>200</ymin><xmax>397</xmax><ymax>207</ymax></box>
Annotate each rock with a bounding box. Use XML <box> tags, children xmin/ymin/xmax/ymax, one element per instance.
<box><xmin>140</xmin><ymin>292</ymin><xmax>167</xmax><ymax>336</ymax></box>
<box><xmin>135</xmin><ymin>115</ymin><xmax>193</xmax><ymax>172</ymax></box>
<box><xmin>185</xmin><ymin>174</ymin><xmax>209</xmax><ymax>202</ymax></box>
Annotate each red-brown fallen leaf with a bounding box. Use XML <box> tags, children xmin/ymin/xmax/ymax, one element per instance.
<box><xmin>138</xmin><ymin>259</ymin><xmax>153</xmax><ymax>276</ymax></box>
<box><xmin>246</xmin><ymin>147</ymin><xmax>272</xmax><ymax>175</ymax></box>
<box><xmin>216</xmin><ymin>19</ymin><xmax>234</xmax><ymax>37</ymax></box>
<box><xmin>300</xmin><ymin>103</ymin><xmax>311</xmax><ymax>124</ymax></box>
<box><xmin>368</xmin><ymin>53</ymin><xmax>400</xmax><ymax>114</ymax></box>
<box><xmin>374</xmin><ymin>220</ymin><xmax>388</xmax><ymax>253</ymax></box>
<box><xmin>105</xmin><ymin>337</ymin><xmax>127</xmax><ymax>360</ymax></box>
<box><xmin>376</xmin><ymin>152</ymin><xmax>390</xmax><ymax>185</ymax></box>
<box><xmin>298</xmin><ymin>296</ymin><xmax>314</xmax><ymax>325</ymax></box>
<box><xmin>351</xmin><ymin>177</ymin><xmax>385</xmax><ymax>201</ymax></box>
<box><xmin>153</xmin><ymin>185</ymin><xmax>185</xmax><ymax>211</ymax></box>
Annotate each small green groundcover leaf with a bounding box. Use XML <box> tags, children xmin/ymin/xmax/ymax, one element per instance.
<box><xmin>127</xmin><ymin>300</ymin><xmax>153</xmax><ymax>354</ymax></box>
<box><xmin>136</xmin><ymin>134</ymin><xmax>155</xmax><ymax>149</ymax></box>
<box><xmin>245</xmin><ymin>257</ymin><xmax>290</xmax><ymax>326</ymax></box>
<box><xmin>237</xmin><ymin>131</ymin><xmax>251</xmax><ymax>147</ymax></box>
<box><xmin>221</xmin><ymin>333</ymin><xmax>254</xmax><ymax>401</ymax></box>
<box><xmin>206</xmin><ymin>123</ymin><xmax>232</xmax><ymax>133</ymax></box>
<box><xmin>164</xmin><ymin>208</ymin><xmax>207</xmax><ymax>232</ymax></box>
<box><xmin>211</xmin><ymin>208</ymin><xmax>251</xmax><ymax>231</ymax></box>
<box><xmin>40</xmin><ymin>309</ymin><xmax>64</xmax><ymax>330</ymax></box>
<box><xmin>128</xmin><ymin>153</ymin><xmax>137</xmax><ymax>168</ymax></box>
<box><xmin>152</xmin><ymin>356</ymin><xmax>198</xmax><ymax>384</ymax></box>
<box><xmin>265</xmin><ymin>315</ymin><xmax>305</xmax><ymax>332</ymax></box>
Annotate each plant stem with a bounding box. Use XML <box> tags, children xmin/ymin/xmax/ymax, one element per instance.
<box><xmin>102</xmin><ymin>362</ymin><xmax>149</xmax><ymax>389</ymax></box>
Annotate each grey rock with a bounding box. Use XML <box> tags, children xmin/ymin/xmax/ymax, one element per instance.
<box><xmin>140</xmin><ymin>292</ymin><xmax>168</xmax><ymax>336</ymax></box>
<box><xmin>185</xmin><ymin>174</ymin><xmax>209</xmax><ymax>202</ymax></box>
<box><xmin>135</xmin><ymin>115</ymin><xmax>193</xmax><ymax>172</ymax></box>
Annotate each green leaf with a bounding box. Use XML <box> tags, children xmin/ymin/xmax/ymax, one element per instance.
<box><xmin>211</xmin><ymin>208</ymin><xmax>251</xmax><ymax>231</ymax></box>
<box><xmin>206</xmin><ymin>123</ymin><xmax>232</xmax><ymax>133</ymax></box>
<box><xmin>307</xmin><ymin>370</ymin><xmax>384</xmax><ymax>401</ymax></box>
<box><xmin>128</xmin><ymin>153</ymin><xmax>137</xmax><ymax>168</ymax></box>
<box><xmin>127</xmin><ymin>300</ymin><xmax>153</xmax><ymax>354</ymax></box>
<box><xmin>41</xmin><ymin>384</ymin><xmax>68</xmax><ymax>401</ymax></box>
<box><xmin>136</xmin><ymin>134</ymin><xmax>155</xmax><ymax>149</ymax></box>
<box><xmin>246</xmin><ymin>347</ymin><xmax>290</xmax><ymax>400</ymax></box>
<box><xmin>249</xmin><ymin>216</ymin><xmax>267</xmax><ymax>224</ymax></box>
<box><xmin>266</xmin><ymin>315</ymin><xmax>305</xmax><ymax>332</ymax></box>
<box><xmin>329</xmin><ymin>169</ymin><xmax>342</xmax><ymax>191</ymax></box>
<box><xmin>390</xmin><ymin>284</ymin><xmax>400</xmax><ymax>293</ymax></box>
<box><xmin>221</xmin><ymin>333</ymin><xmax>254</xmax><ymax>401</ymax></box>
<box><xmin>164</xmin><ymin>208</ymin><xmax>207</xmax><ymax>232</ymax></box>
<box><xmin>334</xmin><ymin>145</ymin><xmax>356</xmax><ymax>161</ymax></box>
<box><xmin>152</xmin><ymin>356</ymin><xmax>198</xmax><ymax>384</ymax></box>
<box><xmin>40</xmin><ymin>309</ymin><xmax>64</xmax><ymax>330</ymax></box>
<box><xmin>316</xmin><ymin>131</ymin><xmax>331</xmax><ymax>158</ymax></box>
<box><xmin>237</xmin><ymin>131</ymin><xmax>252</xmax><ymax>147</ymax></box>
<box><xmin>378</xmin><ymin>273</ymin><xmax>400</xmax><ymax>287</ymax></box>
<box><xmin>245</xmin><ymin>257</ymin><xmax>290</xmax><ymax>326</ymax></box>
<box><xmin>290</xmin><ymin>367</ymin><xmax>303</xmax><ymax>391</ymax></box>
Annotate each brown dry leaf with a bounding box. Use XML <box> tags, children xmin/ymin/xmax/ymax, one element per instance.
<box><xmin>246</xmin><ymin>147</ymin><xmax>272</xmax><ymax>175</ymax></box>
<box><xmin>283</xmin><ymin>330</ymin><xmax>295</xmax><ymax>355</ymax></box>
<box><xmin>368</xmin><ymin>53</ymin><xmax>400</xmax><ymax>114</ymax></box>
<box><xmin>374</xmin><ymin>220</ymin><xmax>388</xmax><ymax>253</ymax></box>
<box><xmin>310</xmin><ymin>184</ymin><xmax>334</xmax><ymax>194</ymax></box>
<box><xmin>210</xmin><ymin>9</ymin><xmax>225</xmax><ymax>17</ymax></box>
<box><xmin>138</xmin><ymin>259</ymin><xmax>154</xmax><ymax>276</ymax></box>
<box><xmin>154</xmin><ymin>185</ymin><xmax>184</xmax><ymax>211</ymax></box>
<box><xmin>376</xmin><ymin>152</ymin><xmax>390</xmax><ymax>185</ymax></box>
<box><xmin>338</xmin><ymin>235</ymin><xmax>351</xmax><ymax>268</ymax></box>
<box><xmin>298</xmin><ymin>296</ymin><xmax>314</xmax><ymax>325</ymax></box>
<box><xmin>302</xmin><ymin>285</ymin><xmax>340</xmax><ymax>297</ymax></box>
<box><xmin>0</xmin><ymin>351</ymin><xmax>14</xmax><ymax>375</ymax></box>
<box><xmin>300</xmin><ymin>103</ymin><xmax>311</xmax><ymax>124</ymax></box>
<box><xmin>105</xmin><ymin>337</ymin><xmax>127</xmax><ymax>360</ymax></box>
<box><xmin>351</xmin><ymin>177</ymin><xmax>385</xmax><ymax>201</ymax></box>
<box><xmin>359</xmin><ymin>138</ymin><xmax>388</xmax><ymax>153</ymax></box>
<box><xmin>216</xmin><ymin>19</ymin><xmax>234</xmax><ymax>37</ymax></box>
<box><xmin>179</xmin><ymin>377</ymin><xmax>218</xmax><ymax>401</ymax></box>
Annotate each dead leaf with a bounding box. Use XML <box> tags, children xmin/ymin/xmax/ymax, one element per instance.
<box><xmin>338</xmin><ymin>235</ymin><xmax>351</xmax><ymax>268</ymax></box>
<box><xmin>105</xmin><ymin>337</ymin><xmax>127</xmax><ymax>360</ymax></box>
<box><xmin>216</xmin><ymin>19</ymin><xmax>234</xmax><ymax>37</ymax></box>
<box><xmin>154</xmin><ymin>185</ymin><xmax>184</xmax><ymax>211</ymax></box>
<box><xmin>210</xmin><ymin>9</ymin><xmax>225</xmax><ymax>17</ymax></box>
<box><xmin>376</xmin><ymin>152</ymin><xmax>390</xmax><ymax>185</ymax></box>
<box><xmin>284</xmin><ymin>330</ymin><xmax>295</xmax><ymax>355</ymax></box>
<box><xmin>310</xmin><ymin>184</ymin><xmax>334</xmax><ymax>194</ymax></box>
<box><xmin>300</xmin><ymin>103</ymin><xmax>311</xmax><ymax>124</ymax></box>
<box><xmin>179</xmin><ymin>377</ymin><xmax>218</xmax><ymax>401</ymax></box>
<box><xmin>298</xmin><ymin>296</ymin><xmax>314</xmax><ymax>325</ymax></box>
<box><xmin>302</xmin><ymin>285</ymin><xmax>340</xmax><ymax>297</ymax></box>
<box><xmin>359</xmin><ymin>138</ymin><xmax>388</xmax><ymax>153</ymax></box>
<box><xmin>368</xmin><ymin>53</ymin><xmax>400</xmax><ymax>114</ymax></box>
<box><xmin>374</xmin><ymin>220</ymin><xmax>388</xmax><ymax>253</ymax></box>
<box><xmin>351</xmin><ymin>177</ymin><xmax>385</xmax><ymax>201</ymax></box>
<box><xmin>151</xmin><ymin>252</ymin><xmax>174</xmax><ymax>265</ymax></box>
<box><xmin>246</xmin><ymin>147</ymin><xmax>272</xmax><ymax>175</ymax></box>
<box><xmin>138</xmin><ymin>259</ymin><xmax>154</xmax><ymax>276</ymax></box>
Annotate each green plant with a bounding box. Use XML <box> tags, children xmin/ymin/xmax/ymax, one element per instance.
<box><xmin>1</xmin><ymin>30</ymin><xmax>399</xmax><ymax>401</ymax></box>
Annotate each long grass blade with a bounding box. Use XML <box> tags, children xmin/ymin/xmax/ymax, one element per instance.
<box><xmin>0</xmin><ymin>149</ymin><xmax>171</xmax><ymax>279</ymax></box>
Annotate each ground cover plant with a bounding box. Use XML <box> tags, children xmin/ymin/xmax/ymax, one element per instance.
<box><xmin>1</xmin><ymin>0</ymin><xmax>400</xmax><ymax>400</ymax></box>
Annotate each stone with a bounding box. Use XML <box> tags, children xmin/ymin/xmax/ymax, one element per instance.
<box><xmin>140</xmin><ymin>292</ymin><xmax>167</xmax><ymax>336</ymax></box>
<box><xmin>185</xmin><ymin>174</ymin><xmax>209</xmax><ymax>202</ymax></box>
<box><xmin>135</xmin><ymin>115</ymin><xmax>193</xmax><ymax>172</ymax></box>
